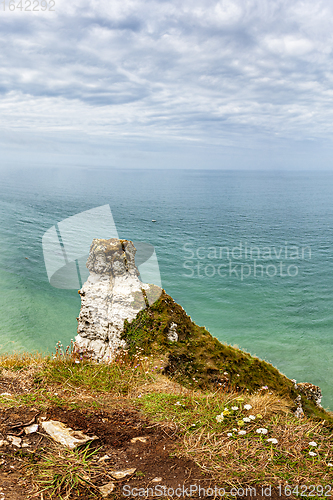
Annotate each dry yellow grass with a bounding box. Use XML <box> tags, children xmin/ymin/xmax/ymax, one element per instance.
<box><xmin>247</xmin><ymin>391</ymin><xmax>292</xmax><ymax>417</ymax></box>
<box><xmin>181</xmin><ymin>411</ymin><xmax>333</xmax><ymax>485</ymax></box>
<box><xmin>133</xmin><ymin>373</ymin><xmax>193</xmax><ymax>396</ymax></box>
<box><xmin>0</xmin><ymin>351</ymin><xmax>45</xmax><ymax>370</ymax></box>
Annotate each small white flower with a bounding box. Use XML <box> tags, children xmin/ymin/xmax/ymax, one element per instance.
<box><xmin>267</xmin><ymin>438</ymin><xmax>278</xmax><ymax>444</ymax></box>
<box><xmin>248</xmin><ymin>415</ymin><xmax>256</xmax><ymax>420</ymax></box>
<box><xmin>309</xmin><ymin>441</ymin><xmax>317</xmax><ymax>447</ymax></box>
<box><xmin>244</xmin><ymin>404</ymin><xmax>252</xmax><ymax>410</ymax></box>
<box><xmin>216</xmin><ymin>414</ymin><xmax>224</xmax><ymax>423</ymax></box>
<box><xmin>328</xmin><ymin>463</ymin><xmax>333</xmax><ymax>467</ymax></box>
<box><xmin>232</xmin><ymin>428</ymin><xmax>238</xmax><ymax>432</ymax></box>
<box><xmin>227</xmin><ymin>433</ymin><xmax>233</xmax><ymax>437</ymax></box>
<box><xmin>243</xmin><ymin>417</ymin><xmax>251</xmax><ymax>423</ymax></box>
<box><xmin>256</xmin><ymin>428</ymin><xmax>268</xmax><ymax>434</ymax></box>
<box><xmin>175</xmin><ymin>401</ymin><xmax>181</xmax><ymax>406</ymax></box>
<box><xmin>238</xmin><ymin>430</ymin><xmax>246</xmax><ymax>435</ymax></box>
<box><xmin>224</xmin><ymin>372</ymin><xmax>228</xmax><ymax>375</ymax></box>
<box><xmin>309</xmin><ymin>451</ymin><xmax>317</xmax><ymax>457</ymax></box>
<box><xmin>231</xmin><ymin>406</ymin><xmax>239</xmax><ymax>411</ymax></box>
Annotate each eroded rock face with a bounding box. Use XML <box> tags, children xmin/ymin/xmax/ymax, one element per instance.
<box><xmin>74</xmin><ymin>238</ymin><xmax>161</xmax><ymax>361</ymax></box>
<box><xmin>291</xmin><ymin>379</ymin><xmax>323</xmax><ymax>414</ymax></box>
<box><xmin>296</xmin><ymin>382</ymin><xmax>323</xmax><ymax>408</ymax></box>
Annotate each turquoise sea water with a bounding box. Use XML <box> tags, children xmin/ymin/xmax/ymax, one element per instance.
<box><xmin>0</xmin><ymin>167</ymin><xmax>333</xmax><ymax>408</ymax></box>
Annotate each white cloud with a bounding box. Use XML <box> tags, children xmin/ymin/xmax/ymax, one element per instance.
<box><xmin>1</xmin><ymin>0</ymin><xmax>333</xmax><ymax>168</ymax></box>
<box><xmin>264</xmin><ymin>36</ymin><xmax>314</xmax><ymax>56</ymax></box>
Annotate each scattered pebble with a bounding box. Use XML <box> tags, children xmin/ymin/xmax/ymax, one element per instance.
<box><xmin>41</xmin><ymin>420</ymin><xmax>98</xmax><ymax>449</ymax></box>
<box><xmin>110</xmin><ymin>468</ymin><xmax>136</xmax><ymax>479</ymax></box>
<box><xmin>24</xmin><ymin>423</ymin><xmax>38</xmax><ymax>434</ymax></box>
<box><xmin>131</xmin><ymin>436</ymin><xmax>148</xmax><ymax>443</ymax></box>
<box><xmin>99</xmin><ymin>481</ymin><xmax>115</xmax><ymax>497</ymax></box>
<box><xmin>7</xmin><ymin>435</ymin><xmax>22</xmax><ymax>447</ymax></box>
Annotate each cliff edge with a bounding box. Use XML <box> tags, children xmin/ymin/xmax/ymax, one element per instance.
<box><xmin>75</xmin><ymin>238</ymin><xmax>325</xmax><ymax>419</ymax></box>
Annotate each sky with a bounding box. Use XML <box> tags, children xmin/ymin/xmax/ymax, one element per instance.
<box><xmin>1</xmin><ymin>0</ymin><xmax>333</xmax><ymax>170</ymax></box>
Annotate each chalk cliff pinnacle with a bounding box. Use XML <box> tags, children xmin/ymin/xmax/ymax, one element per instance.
<box><xmin>74</xmin><ymin>238</ymin><xmax>161</xmax><ymax>361</ymax></box>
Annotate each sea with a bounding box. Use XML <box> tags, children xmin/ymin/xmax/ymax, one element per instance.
<box><xmin>0</xmin><ymin>167</ymin><xmax>332</xmax><ymax>408</ymax></box>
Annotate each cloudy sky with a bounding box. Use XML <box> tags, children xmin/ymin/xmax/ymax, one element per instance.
<box><xmin>1</xmin><ymin>0</ymin><xmax>333</xmax><ymax>169</ymax></box>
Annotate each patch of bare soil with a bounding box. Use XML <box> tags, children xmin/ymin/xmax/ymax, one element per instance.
<box><xmin>0</xmin><ymin>404</ymin><xmax>296</xmax><ymax>500</ymax></box>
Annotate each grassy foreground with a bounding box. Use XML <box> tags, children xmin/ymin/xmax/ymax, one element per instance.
<box><xmin>0</xmin><ymin>349</ymin><xmax>332</xmax><ymax>499</ymax></box>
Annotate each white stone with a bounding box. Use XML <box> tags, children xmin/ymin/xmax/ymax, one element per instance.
<box><xmin>167</xmin><ymin>323</ymin><xmax>178</xmax><ymax>342</ymax></box>
<box><xmin>297</xmin><ymin>382</ymin><xmax>323</xmax><ymax>408</ymax></box>
<box><xmin>99</xmin><ymin>482</ymin><xmax>115</xmax><ymax>497</ymax></box>
<box><xmin>24</xmin><ymin>424</ymin><xmax>38</xmax><ymax>434</ymax></box>
<box><xmin>109</xmin><ymin>468</ymin><xmax>136</xmax><ymax>479</ymax></box>
<box><xmin>74</xmin><ymin>239</ymin><xmax>161</xmax><ymax>362</ymax></box>
<box><xmin>41</xmin><ymin>420</ymin><xmax>98</xmax><ymax>449</ymax></box>
<box><xmin>7</xmin><ymin>435</ymin><xmax>21</xmax><ymax>447</ymax></box>
<box><xmin>98</xmin><ymin>455</ymin><xmax>111</xmax><ymax>462</ymax></box>
<box><xmin>130</xmin><ymin>436</ymin><xmax>148</xmax><ymax>443</ymax></box>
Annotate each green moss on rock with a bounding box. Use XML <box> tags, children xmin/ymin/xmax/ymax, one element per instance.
<box><xmin>122</xmin><ymin>290</ymin><xmax>331</xmax><ymax>421</ymax></box>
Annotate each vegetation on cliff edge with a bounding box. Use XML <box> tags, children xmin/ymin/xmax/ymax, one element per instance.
<box><xmin>122</xmin><ymin>290</ymin><xmax>327</xmax><ymax>421</ymax></box>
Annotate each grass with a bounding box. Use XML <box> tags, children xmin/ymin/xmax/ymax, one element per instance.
<box><xmin>0</xmin><ymin>351</ymin><xmax>46</xmax><ymax>371</ymax></box>
<box><xmin>136</xmin><ymin>390</ymin><xmax>333</xmax><ymax>486</ymax></box>
<box><xmin>40</xmin><ymin>348</ymin><xmax>158</xmax><ymax>396</ymax></box>
<box><xmin>25</xmin><ymin>443</ymin><xmax>103</xmax><ymax>499</ymax></box>
<box><xmin>121</xmin><ymin>291</ymin><xmax>331</xmax><ymax>421</ymax></box>
<box><xmin>0</xmin><ymin>349</ymin><xmax>332</xmax><ymax>497</ymax></box>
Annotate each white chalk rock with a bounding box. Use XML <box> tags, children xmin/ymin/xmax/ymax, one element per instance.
<box><xmin>24</xmin><ymin>424</ymin><xmax>38</xmax><ymax>434</ymax></box>
<box><xmin>167</xmin><ymin>322</ymin><xmax>178</xmax><ymax>342</ymax></box>
<box><xmin>109</xmin><ymin>468</ymin><xmax>136</xmax><ymax>479</ymax></box>
<box><xmin>75</xmin><ymin>238</ymin><xmax>161</xmax><ymax>362</ymax></box>
<box><xmin>99</xmin><ymin>482</ymin><xmax>116</xmax><ymax>497</ymax></box>
<box><xmin>41</xmin><ymin>420</ymin><xmax>98</xmax><ymax>449</ymax></box>
<box><xmin>7</xmin><ymin>435</ymin><xmax>21</xmax><ymax>447</ymax></box>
